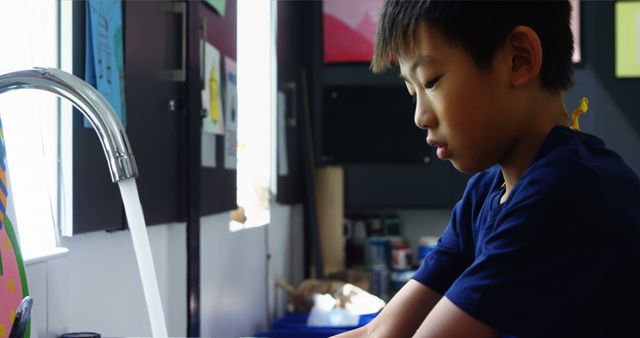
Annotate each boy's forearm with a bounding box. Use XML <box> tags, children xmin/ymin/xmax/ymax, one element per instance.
<box><xmin>331</xmin><ymin>325</ymin><xmax>368</xmax><ymax>338</ymax></box>
<box><xmin>332</xmin><ymin>280</ymin><xmax>442</xmax><ymax>338</ymax></box>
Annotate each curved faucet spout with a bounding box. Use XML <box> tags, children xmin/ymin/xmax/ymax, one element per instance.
<box><xmin>0</xmin><ymin>67</ymin><xmax>137</xmax><ymax>182</ymax></box>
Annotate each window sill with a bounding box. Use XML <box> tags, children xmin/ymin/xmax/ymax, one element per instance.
<box><xmin>24</xmin><ymin>247</ymin><xmax>69</xmax><ymax>265</ymax></box>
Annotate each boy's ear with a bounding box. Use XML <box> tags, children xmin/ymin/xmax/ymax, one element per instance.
<box><xmin>507</xmin><ymin>26</ymin><xmax>542</xmax><ymax>88</ymax></box>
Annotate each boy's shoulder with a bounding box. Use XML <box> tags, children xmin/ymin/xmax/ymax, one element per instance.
<box><xmin>525</xmin><ymin>126</ymin><xmax>640</xmax><ymax>193</ymax></box>
<box><xmin>510</xmin><ymin>127</ymin><xmax>640</xmax><ymax>224</ymax></box>
<box><xmin>464</xmin><ymin>126</ymin><xmax>640</xmax><ymax>208</ymax></box>
<box><xmin>458</xmin><ymin>126</ymin><xmax>640</xmax><ymax>224</ymax></box>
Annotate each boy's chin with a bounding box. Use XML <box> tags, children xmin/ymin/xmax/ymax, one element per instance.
<box><xmin>450</xmin><ymin>159</ymin><xmax>493</xmax><ymax>174</ymax></box>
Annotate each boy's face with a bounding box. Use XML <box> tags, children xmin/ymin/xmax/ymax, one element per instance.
<box><xmin>398</xmin><ymin>24</ymin><xmax>522</xmax><ymax>173</ymax></box>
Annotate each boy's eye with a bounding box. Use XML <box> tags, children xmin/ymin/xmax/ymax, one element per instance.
<box><xmin>424</xmin><ymin>76</ymin><xmax>442</xmax><ymax>90</ymax></box>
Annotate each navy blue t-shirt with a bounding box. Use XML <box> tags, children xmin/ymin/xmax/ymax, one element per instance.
<box><xmin>413</xmin><ymin>126</ymin><xmax>640</xmax><ymax>338</ymax></box>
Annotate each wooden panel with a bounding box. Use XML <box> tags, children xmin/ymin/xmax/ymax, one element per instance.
<box><xmin>315</xmin><ymin>166</ymin><xmax>345</xmax><ymax>275</ymax></box>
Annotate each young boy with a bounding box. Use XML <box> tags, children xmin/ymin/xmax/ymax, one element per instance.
<box><xmin>334</xmin><ymin>1</ymin><xmax>640</xmax><ymax>337</ymax></box>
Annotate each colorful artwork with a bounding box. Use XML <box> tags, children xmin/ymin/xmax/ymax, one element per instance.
<box><xmin>202</xmin><ymin>41</ymin><xmax>224</xmax><ymax>135</ymax></box>
<box><xmin>0</xmin><ymin>121</ymin><xmax>30</xmax><ymax>338</ymax></box>
<box><xmin>323</xmin><ymin>0</ymin><xmax>383</xmax><ymax>63</ymax></box>
<box><xmin>323</xmin><ymin>0</ymin><xmax>581</xmax><ymax>64</ymax></box>
<box><xmin>85</xmin><ymin>0</ymin><xmax>126</xmax><ymax>128</ymax></box>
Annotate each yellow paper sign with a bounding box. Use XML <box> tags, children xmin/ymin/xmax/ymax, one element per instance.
<box><xmin>209</xmin><ymin>66</ymin><xmax>221</xmax><ymax>122</ymax></box>
<box><xmin>615</xmin><ymin>2</ymin><xmax>640</xmax><ymax>77</ymax></box>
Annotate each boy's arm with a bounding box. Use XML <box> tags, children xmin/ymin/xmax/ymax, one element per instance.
<box><xmin>412</xmin><ymin>297</ymin><xmax>499</xmax><ymax>338</ymax></box>
<box><xmin>331</xmin><ymin>280</ymin><xmax>442</xmax><ymax>338</ymax></box>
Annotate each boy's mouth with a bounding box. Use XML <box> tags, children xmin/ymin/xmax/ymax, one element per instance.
<box><xmin>427</xmin><ymin>138</ymin><xmax>450</xmax><ymax>160</ymax></box>
<box><xmin>435</xmin><ymin>145</ymin><xmax>450</xmax><ymax>160</ymax></box>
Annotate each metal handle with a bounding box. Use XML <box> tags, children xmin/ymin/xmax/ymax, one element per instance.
<box><xmin>200</xmin><ymin>16</ymin><xmax>207</xmax><ymax>89</ymax></box>
<box><xmin>281</xmin><ymin>82</ymin><xmax>297</xmax><ymax>127</ymax></box>
<box><xmin>162</xmin><ymin>2</ymin><xmax>187</xmax><ymax>82</ymax></box>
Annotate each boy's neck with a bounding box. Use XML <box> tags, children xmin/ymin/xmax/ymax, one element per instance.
<box><xmin>499</xmin><ymin>92</ymin><xmax>568</xmax><ymax>204</ymax></box>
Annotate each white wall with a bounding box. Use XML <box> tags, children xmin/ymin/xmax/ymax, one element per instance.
<box><xmin>199</xmin><ymin>202</ymin><xmax>304</xmax><ymax>337</ymax></box>
<box><xmin>25</xmin><ymin>201</ymin><xmax>303</xmax><ymax>338</ymax></box>
<box><xmin>26</xmin><ymin>222</ymin><xmax>186</xmax><ymax>338</ymax></box>
<box><xmin>268</xmin><ymin>203</ymin><xmax>304</xmax><ymax>319</ymax></box>
<box><xmin>395</xmin><ymin>209</ymin><xmax>452</xmax><ymax>256</ymax></box>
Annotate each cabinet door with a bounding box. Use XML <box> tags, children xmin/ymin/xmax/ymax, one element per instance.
<box><xmin>344</xmin><ymin>161</ymin><xmax>454</xmax><ymax>210</ymax></box>
<box><xmin>321</xmin><ymin>85</ymin><xmax>430</xmax><ymax>165</ymax></box>
<box><xmin>124</xmin><ymin>0</ymin><xmax>186</xmax><ymax>226</ymax></box>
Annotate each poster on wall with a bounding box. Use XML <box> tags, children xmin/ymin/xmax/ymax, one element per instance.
<box><xmin>323</xmin><ymin>0</ymin><xmax>582</xmax><ymax>64</ymax></box>
<box><xmin>201</xmin><ymin>132</ymin><xmax>216</xmax><ymax>168</ymax></box>
<box><xmin>204</xmin><ymin>0</ymin><xmax>226</xmax><ymax>16</ymax></box>
<box><xmin>201</xmin><ymin>41</ymin><xmax>225</xmax><ymax>135</ymax></box>
<box><xmin>0</xmin><ymin>120</ymin><xmax>30</xmax><ymax>337</ymax></box>
<box><xmin>224</xmin><ymin>56</ymin><xmax>237</xmax><ymax>170</ymax></box>
<box><xmin>85</xmin><ymin>0</ymin><xmax>126</xmax><ymax>128</ymax></box>
<box><xmin>323</xmin><ymin>0</ymin><xmax>383</xmax><ymax>63</ymax></box>
<box><xmin>615</xmin><ymin>1</ymin><xmax>640</xmax><ymax>77</ymax></box>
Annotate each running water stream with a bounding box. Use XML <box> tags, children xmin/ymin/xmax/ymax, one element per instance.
<box><xmin>117</xmin><ymin>178</ymin><xmax>168</xmax><ymax>338</ymax></box>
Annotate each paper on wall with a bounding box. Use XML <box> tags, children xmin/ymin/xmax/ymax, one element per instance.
<box><xmin>224</xmin><ymin>56</ymin><xmax>237</xmax><ymax>170</ymax></box>
<box><xmin>204</xmin><ymin>0</ymin><xmax>226</xmax><ymax>16</ymax></box>
<box><xmin>201</xmin><ymin>132</ymin><xmax>216</xmax><ymax>168</ymax></box>
<box><xmin>85</xmin><ymin>0</ymin><xmax>126</xmax><ymax>128</ymax></box>
<box><xmin>201</xmin><ymin>41</ymin><xmax>225</xmax><ymax>135</ymax></box>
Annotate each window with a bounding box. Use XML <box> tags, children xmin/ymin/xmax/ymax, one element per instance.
<box><xmin>0</xmin><ymin>0</ymin><xmax>69</xmax><ymax>262</ymax></box>
<box><xmin>234</xmin><ymin>0</ymin><xmax>277</xmax><ymax>231</ymax></box>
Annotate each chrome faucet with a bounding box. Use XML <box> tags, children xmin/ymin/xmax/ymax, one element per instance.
<box><xmin>0</xmin><ymin>68</ymin><xmax>167</xmax><ymax>338</ymax></box>
<box><xmin>0</xmin><ymin>67</ymin><xmax>137</xmax><ymax>182</ymax></box>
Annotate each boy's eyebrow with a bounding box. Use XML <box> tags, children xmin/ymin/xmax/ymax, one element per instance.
<box><xmin>398</xmin><ymin>54</ymin><xmax>436</xmax><ymax>80</ymax></box>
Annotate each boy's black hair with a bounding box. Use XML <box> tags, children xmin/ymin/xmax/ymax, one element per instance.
<box><xmin>372</xmin><ymin>0</ymin><xmax>574</xmax><ymax>91</ymax></box>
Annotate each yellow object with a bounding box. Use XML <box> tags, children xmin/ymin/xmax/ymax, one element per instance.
<box><xmin>7</xmin><ymin>278</ymin><xmax>14</xmax><ymax>295</ymax></box>
<box><xmin>209</xmin><ymin>66</ymin><xmax>221</xmax><ymax>122</ymax></box>
<box><xmin>569</xmin><ymin>97</ymin><xmax>589</xmax><ymax>131</ymax></box>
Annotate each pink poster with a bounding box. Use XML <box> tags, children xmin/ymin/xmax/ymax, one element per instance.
<box><xmin>323</xmin><ymin>0</ymin><xmax>383</xmax><ymax>63</ymax></box>
<box><xmin>323</xmin><ymin>1</ymin><xmax>579</xmax><ymax>64</ymax></box>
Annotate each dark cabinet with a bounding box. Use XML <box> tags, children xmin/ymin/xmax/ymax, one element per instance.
<box><xmin>72</xmin><ymin>0</ymin><xmax>188</xmax><ymax>233</ymax></box>
<box><xmin>124</xmin><ymin>1</ymin><xmax>186</xmax><ymax>226</ymax></box>
<box><xmin>321</xmin><ymin>85</ymin><xmax>430</xmax><ymax>165</ymax></box>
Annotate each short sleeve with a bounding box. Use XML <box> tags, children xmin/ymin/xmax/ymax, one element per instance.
<box><xmin>444</xmin><ymin>169</ymin><xmax>614</xmax><ymax>337</ymax></box>
<box><xmin>411</xmin><ymin>170</ymin><xmax>496</xmax><ymax>294</ymax></box>
<box><xmin>412</xmin><ymin>203</ymin><xmax>474</xmax><ymax>294</ymax></box>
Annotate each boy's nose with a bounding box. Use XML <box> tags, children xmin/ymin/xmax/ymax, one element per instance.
<box><xmin>414</xmin><ymin>94</ymin><xmax>437</xmax><ymax>130</ymax></box>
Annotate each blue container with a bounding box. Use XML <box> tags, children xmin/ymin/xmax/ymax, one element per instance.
<box><xmin>417</xmin><ymin>236</ymin><xmax>439</xmax><ymax>263</ymax></box>
<box><xmin>254</xmin><ymin>312</ymin><xmax>377</xmax><ymax>338</ymax></box>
